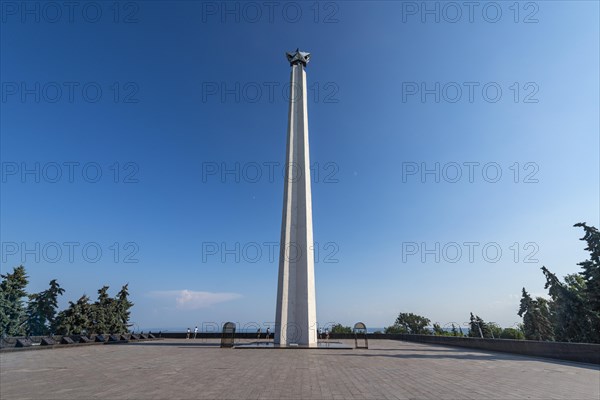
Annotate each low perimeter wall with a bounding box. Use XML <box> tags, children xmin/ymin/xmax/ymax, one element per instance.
<box><xmin>161</xmin><ymin>332</ymin><xmax>599</xmax><ymax>364</ymax></box>
<box><xmin>377</xmin><ymin>334</ymin><xmax>600</xmax><ymax>365</ymax></box>
<box><xmin>4</xmin><ymin>332</ymin><xmax>597</xmax><ymax>364</ymax></box>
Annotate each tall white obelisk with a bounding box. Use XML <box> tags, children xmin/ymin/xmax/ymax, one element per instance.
<box><xmin>274</xmin><ymin>49</ymin><xmax>318</xmax><ymax>347</ymax></box>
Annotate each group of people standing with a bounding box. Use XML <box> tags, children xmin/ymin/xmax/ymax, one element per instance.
<box><xmin>318</xmin><ymin>328</ymin><xmax>330</xmax><ymax>340</ymax></box>
<box><xmin>256</xmin><ymin>327</ymin><xmax>271</xmax><ymax>340</ymax></box>
<box><xmin>186</xmin><ymin>326</ymin><xmax>198</xmax><ymax>339</ymax></box>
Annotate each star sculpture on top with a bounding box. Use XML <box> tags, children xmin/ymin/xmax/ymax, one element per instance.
<box><xmin>286</xmin><ymin>48</ymin><xmax>311</xmax><ymax>67</ymax></box>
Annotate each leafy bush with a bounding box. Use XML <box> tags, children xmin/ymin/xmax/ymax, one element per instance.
<box><xmin>500</xmin><ymin>328</ymin><xmax>525</xmax><ymax>340</ymax></box>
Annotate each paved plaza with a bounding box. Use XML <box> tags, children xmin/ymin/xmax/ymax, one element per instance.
<box><xmin>1</xmin><ymin>339</ymin><xmax>598</xmax><ymax>399</ymax></box>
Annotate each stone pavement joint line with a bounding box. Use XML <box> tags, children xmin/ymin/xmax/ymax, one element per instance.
<box><xmin>1</xmin><ymin>339</ymin><xmax>599</xmax><ymax>400</ymax></box>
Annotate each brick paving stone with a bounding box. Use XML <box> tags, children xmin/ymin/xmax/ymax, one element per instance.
<box><xmin>1</xmin><ymin>339</ymin><xmax>598</xmax><ymax>400</ymax></box>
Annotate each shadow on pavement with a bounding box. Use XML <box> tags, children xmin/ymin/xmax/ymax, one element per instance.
<box><xmin>127</xmin><ymin>342</ymin><xmax>220</xmax><ymax>347</ymax></box>
<box><xmin>329</xmin><ymin>351</ymin><xmax>600</xmax><ymax>371</ymax></box>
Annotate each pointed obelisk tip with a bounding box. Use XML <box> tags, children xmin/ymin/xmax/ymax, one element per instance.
<box><xmin>286</xmin><ymin>49</ymin><xmax>311</xmax><ymax>67</ymax></box>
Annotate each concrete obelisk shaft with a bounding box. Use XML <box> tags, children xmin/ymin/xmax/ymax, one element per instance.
<box><xmin>274</xmin><ymin>50</ymin><xmax>317</xmax><ymax>347</ymax></box>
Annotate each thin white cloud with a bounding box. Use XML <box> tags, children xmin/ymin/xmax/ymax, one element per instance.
<box><xmin>148</xmin><ymin>290</ymin><xmax>242</xmax><ymax>310</ymax></box>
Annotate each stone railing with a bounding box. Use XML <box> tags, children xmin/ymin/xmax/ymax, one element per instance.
<box><xmin>4</xmin><ymin>331</ymin><xmax>598</xmax><ymax>364</ymax></box>
<box><xmin>0</xmin><ymin>333</ymin><xmax>159</xmax><ymax>351</ymax></box>
<box><xmin>372</xmin><ymin>333</ymin><xmax>600</xmax><ymax>365</ymax></box>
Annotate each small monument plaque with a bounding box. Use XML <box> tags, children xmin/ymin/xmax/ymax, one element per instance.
<box><xmin>61</xmin><ymin>336</ymin><xmax>75</xmax><ymax>344</ymax></box>
<box><xmin>41</xmin><ymin>337</ymin><xmax>56</xmax><ymax>346</ymax></box>
<box><xmin>79</xmin><ymin>336</ymin><xmax>91</xmax><ymax>343</ymax></box>
<box><xmin>354</xmin><ymin>322</ymin><xmax>368</xmax><ymax>349</ymax></box>
<box><xmin>16</xmin><ymin>338</ymin><xmax>32</xmax><ymax>348</ymax></box>
<box><xmin>221</xmin><ymin>322</ymin><xmax>236</xmax><ymax>348</ymax></box>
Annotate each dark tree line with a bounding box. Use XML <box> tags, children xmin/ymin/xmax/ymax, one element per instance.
<box><xmin>519</xmin><ymin>223</ymin><xmax>600</xmax><ymax>343</ymax></box>
<box><xmin>385</xmin><ymin>224</ymin><xmax>599</xmax><ymax>343</ymax></box>
<box><xmin>383</xmin><ymin>311</ymin><xmax>523</xmax><ymax>339</ymax></box>
<box><xmin>330</xmin><ymin>324</ymin><xmax>353</xmax><ymax>334</ymax></box>
<box><xmin>385</xmin><ymin>312</ymin><xmax>431</xmax><ymax>334</ymax></box>
<box><xmin>0</xmin><ymin>265</ymin><xmax>133</xmax><ymax>337</ymax></box>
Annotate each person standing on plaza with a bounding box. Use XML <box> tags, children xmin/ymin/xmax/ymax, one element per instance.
<box><xmin>186</xmin><ymin>328</ymin><xmax>191</xmax><ymax>339</ymax></box>
<box><xmin>194</xmin><ymin>326</ymin><xmax>198</xmax><ymax>339</ymax></box>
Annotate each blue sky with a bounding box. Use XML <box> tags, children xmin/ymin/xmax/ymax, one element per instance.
<box><xmin>1</xmin><ymin>1</ymin><xmax>598</xmax><ymax>331</ymax></box>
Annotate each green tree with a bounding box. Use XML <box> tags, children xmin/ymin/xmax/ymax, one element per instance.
<box><xmin>54</xmin><ymin>295</ymin><xmax>92</xmax><ymax>335</ymax></box>
<box><xmin>500</xmin><ymin>328</ymin><xmax>525</xmax><ymax>340</ymax></box>
<box><xmin>518</xmin><ymin>288</ymin><xmax>554</xmax><ymax>341</ymax></box>
<box><xmin>468</xmin><ymin>313</ymin><xmax>491</xmax><ymax>338</ymax></box>
<box><xmin>542</xmin><ymin>266</ymin><xmax>592</xmax><ymax>342</ymax></box>
<box><xmin>451</xmin><ymin>324</ymin><xmax>459</xmax><ymax>336</ymax></box>
<box><xmin>111</xmin><ymin>284</ymin><xmax>134</xmax><ymax>334</ymax></box>
<box><xmin>0</xmin><ymin>266</ymin><xmax>29</xmax><ymax>336</ymax></box>
<box><xmin>53</xmin><ymin>284</ymin><xmax>134</xmax><ymax>335</ymax></box>
<box><xmin>91</xmin><ymin>286</ymin><xmax>114</xmax><ymax>334</ymax></box>
<box><xmin>574</xmin><ymin>222</ymin><xmax>600</xmax><ymax>342</ymax></box>
<box><xmin>488</xmin><ymin>322</ymin><xmax>503</xmax><ymax>339</ymax></box>
<box><xmin>384</xmin><ymin>324</ymin><xmax>407</xmax><ymax>334</ymax></box>
<box><xmin>516</xmin><ymin>224</ymin><xmax>600</xmax><ymax>343</ymax></box>
<box><xmin>26</xmin><ymin>279</ymin><xmax>65</xmax><ymax>335</ymax></box>
<box><xmin>391</xmin><ymin>312</ymin><xmax>430</xmax><ymax>334</ymax></box>
<box><xmin>330</xmin><ymin>324</ymin><xmax>352</xmax><ymax>334</ymax></box>
<box><xmin>432</xmin><ymin>323</ymin><xmax>449</xmax><ymax>336</ymax></box>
